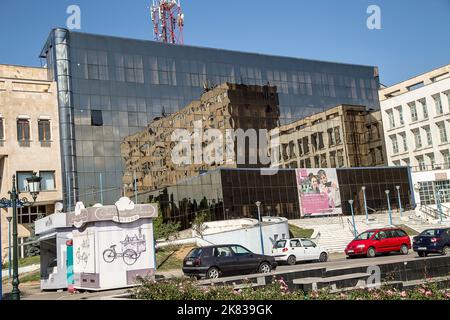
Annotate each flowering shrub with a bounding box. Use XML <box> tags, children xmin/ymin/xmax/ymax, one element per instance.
<box><xmin>130</xmin><ymin>276</ymin><xmax>450</xmax><ymax>300</ymax></box>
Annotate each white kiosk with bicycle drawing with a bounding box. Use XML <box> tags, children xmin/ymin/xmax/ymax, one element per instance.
<box><xmin>67</xmin><ymin>197</ymin><xmax>158</xmax><ymax>291</ymax></box>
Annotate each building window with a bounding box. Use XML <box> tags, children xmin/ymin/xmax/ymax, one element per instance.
<box><xmin>433</xmin><ymin>94</ymin><xmax>443</xmax><ymax>115</ymax></box>
<box><xmin>387</xmin><ymin>110</ymin><xmax>395</xmax><ymax>129</ymax></box>
<box><xmin>395</xmin><ymin>106</ymin><xmax>404</xmax><ymax>125</ymax></box>
<box><xmin>409</xmin><ymin>102</ymin><xmax>418</xmax><ymax>122</ymax></box>
<box><xmin>40</xmin><ymin>171</ymin><xmax>56</xmax><ymax>191</ymax></box>
<box><xmin>17</xmin><ymin>118</ymin><xmax>30</xmax><ymax>146</ymax></box>
<box><xmin>337</xmin><ymin>150</ymin><xmax>344</xmax><ymax>167</ymax></box>
<box><xmin>17</xmin><ymin>171</ymin><xmax>33</xmax><ymax>192</ymax></box>
<box><xmin>419</xmin><ymin>99</ymin><xmax>428</xmax><ymax>119</ymax></box>
<box><xmin>416</xmin><ymin>156</ymin><xmax>426</xmax><ymax>171</ymax></box>
<box><xmin>314</xmin><ymin>155</ymin><xmax>320</xmax><ymax>168</ymax></box>
<box><xmin>327</xmin><ymin>128</ymin><xmax>335</xmax><ymax>146</ymax></box>
<box><xmin>399</xmin><ymin>132</ymin><xmax>408</xmax><ymax>152</ymax></box>
<box><xmin>442</xmin><ymin>150</ymin><xmax>450</xmax><ymax>169</ymax></box>
<box><xmin>403</xmin><ymin>158</ymin><xmax>410</xmax><ymax>166</ymax></box>
<box><xmin>91</xmin><ymin>110</ymin><xmax>103</xmax><ymax>126</ymax></box>
<box><xmin>376</xmin><ymin>146</ymin><xmax>384</xmax><ymax>163</ymax></box>
<box><xmin>38</xmin><ymin>119</ymin><xmax>51</xmax><ymax>142</ymax></box>
<box><xmin>330</xmin><ymin>151</ymin><xmax>336</xmax><ymax>167</ymax></box>
<box><xmin>412</xmin><ymin>129</ymin><xmax>422</xmax><ymax>149</ymax></box>
<box><xmin>427</xmin><ymin>153</ymin><xmax>436</xmax><ymax>169</ymax></box>
<box><xmin>437</xmin><ymin>122</ymin><xmax>448</xmax><ymax>143</ymax></box>
<box><xmin>423</xmin><ymin>126</ymin><xmax>432</xmax><ymax>146</ymax></box>
<box><xmin>393</xmin><ymin>160</ymin><xmax>401</xmax><ymax>166</ymax></box>
<box><xmin>0</xmin><ymin>117</ymin><xmax>4</xmax><ymax>141</ymax></box>
<box><xmin>334</xmin><ymin>127</ymin><xmax>341</xmax><ymax>144</ymax></box>
<box><xmin>390</xmin><ymin>135</ymin><xmax>399</xmax><ymax>154</ymax></box>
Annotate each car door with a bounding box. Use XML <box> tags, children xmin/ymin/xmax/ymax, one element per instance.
<box><xmin>374</xmin><ymin>230</ymin><xmax>390</xmax><ymax>252</ymax></box>
<box><xmin>301</xmin><ymin>239</ymin><xmax>320</xmax><ymax>260</ymax></box>
<box><xmin>386</xmin><ymin>230</ymin><xmax>401</xmax><ymax>251</ymax></box>
<box><xmin>289</xmin><ymin>239</ymin><xmax>306</xmax><ymax>261</ymax></box>
<box><xmin>230</xmin><ymin>245</ymin><xmax>257</xmax><ymax>273</ymax></box>
<box><xmin>212</xmin><ymin>246</ymin><xmax>238</xmax><ymax>275</ymax></box>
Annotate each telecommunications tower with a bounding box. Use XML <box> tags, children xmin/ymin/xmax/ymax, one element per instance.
<box><xmin>151</xmin><ymin>0</ymin><xmax>184</xmax><ymax>44</ymax></box>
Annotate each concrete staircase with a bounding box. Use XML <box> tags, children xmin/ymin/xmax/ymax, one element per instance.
<box><xmin>290</xmin><ymin>210</ymin><xmax>450</xmax><ymax>253</ymax></box>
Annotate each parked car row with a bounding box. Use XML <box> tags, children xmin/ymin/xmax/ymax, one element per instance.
<box><xmin>345</xmin><ymin>227</ymin><xmax>450</xmax><ymax>258</ymax></box>
<box><xmin>182</xmin><ymin>227</ymin><xmax>450</xmax><ymax>280</ymax></box>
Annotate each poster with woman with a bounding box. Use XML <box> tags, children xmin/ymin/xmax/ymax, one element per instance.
<box><xmin>296</xmin><ymin>168</ymin><xmax>342</xmax><ymax>217</ymax></box>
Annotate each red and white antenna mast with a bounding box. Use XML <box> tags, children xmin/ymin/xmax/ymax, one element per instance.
<box><xmin>151</xmin><ymin>0</ymin><xmax>184</xmax><ymax>44</ymax></box>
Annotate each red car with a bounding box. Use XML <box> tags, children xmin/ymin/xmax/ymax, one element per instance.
<box><xmin>345</xmin><ymin>228</ymin><xmax>411</xmax><ymax>258</ymax></box>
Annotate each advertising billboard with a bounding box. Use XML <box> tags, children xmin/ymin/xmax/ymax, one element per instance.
<box><xmin>296</xmin><ymin>168</ymin><xmax>342</xmax><ymax>217</ymax></box>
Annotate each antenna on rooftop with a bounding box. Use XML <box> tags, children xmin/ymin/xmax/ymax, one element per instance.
<box><xmin>150</xmin><ymin>0</ymin><xmax>184</xmax><ymax>44</ymax></box>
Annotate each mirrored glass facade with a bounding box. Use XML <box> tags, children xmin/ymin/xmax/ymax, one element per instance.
<box><xmin>144</xmin><ymin>167</ymin><xmax>413</xmax><ymax>229</ymax></box>
<box><xmin>41</xmin><ymin>29</ymin><xmax>380</xmax><ymax>207</ymax></box>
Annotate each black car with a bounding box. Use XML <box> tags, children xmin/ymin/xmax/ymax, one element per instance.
<box><xmin>412</xmin><ymin>228</ymin><xmax>450</xmax><ymax>257</ymax></box>
<box><xmin>182</xmin><ymin>244</ymin><xmax>277</xmax><ymax>279</ymax></box>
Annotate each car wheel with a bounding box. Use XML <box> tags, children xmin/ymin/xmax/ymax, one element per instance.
<box><xmin>400</xmin><ymin>245</ymin><xmax>409</xmax><ymax>255</ymax></box>
<box><xmin>287</xmin><ymin>255</ymin><xmax>296</xmax><ymax>265</ymax></box>
<box><xmin>443</xmin><ymin>246</ymin><xmax>450</xmax><ymax>256</ymax></box>
<box><xmin>319</xmin><ymin>252</ymin><xmax>328</xmax><ymax>262</ymax></box>
<box><xmin>206</xmin><ymin>267</ymin><xmax>220</xmax><ymax>279</ymax></box>
<box><xmin>367</xmin><ymin>247</ymin><xmax>376</xmax><ymax>258</ymax></box>
<box><xmin>418</xmin><ymin>252</ymin><xmax>427</xmax><ymax>257</ymax></box>
<box><xmin>258</xmin><ymin>262</ymin><xmax>272</xmax><ymax>274</ymax></box>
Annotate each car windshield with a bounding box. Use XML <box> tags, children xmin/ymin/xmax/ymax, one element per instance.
<box><xmin>355</xmin><ymin>231</ymin><xmax>376</xmax><ymax>240</ymax></box>
<box><xmin>420</xmin><ymin>229</ymin><xmax>445</xmax><ymax>237</ymax></box>
<box><xmin>186</xmin><ymin>248</ymin><xmax>203</xmax><ymax>259</ymax></box>
<box><xmin>274</xmin><ymin>240</ymin><xmax>286</xmax><ymax>248</ymax></box>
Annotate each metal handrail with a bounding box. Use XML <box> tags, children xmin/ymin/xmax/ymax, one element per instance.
<box><xmin>366</xmin><ymin>206</ymin><xmax>377</xmax><ymax>214</ymax></box>
<box><xmin>420</xmin><ymin>204</ymin><xmax>439</xmax><ymax>219</ymax></box>
<box><xmin>346</xmin><ymin>218</ymin><xmax>357</xmax><ymax>237</ymax></box>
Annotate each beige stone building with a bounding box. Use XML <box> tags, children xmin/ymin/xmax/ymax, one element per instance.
<box><xmin>121</xmin><ymin>83</ymin><xmax>280</xmax><ymax>195</ymax></box>
<box><xmin>274</xmin><ymin>104</ymin><xmax>387</xmax><ymax>169</ymax></box>
<box><xmin>0</xmin><ymin>64</ymin><xmax>62</xmax><ymax>262</ymax></box>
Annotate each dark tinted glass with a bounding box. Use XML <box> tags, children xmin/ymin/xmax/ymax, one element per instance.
<box><xmin>91</xmin><ymin>110</ymin><xmax>103</xmax><ymax>126</ymax></box>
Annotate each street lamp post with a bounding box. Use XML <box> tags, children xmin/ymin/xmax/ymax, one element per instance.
<box><xmin>348</xmin><ymin>200</ymin><xmax>357</xmax><ymax>238</ymax></box>
<box><xmin>385</xmin><ymin>190</ymin><xmax>392</xmax><ymax>226</ymax></box>
<box><xmin>0</xmin><ymin>173</ymin><xmax>41</xmax><ymax>301</ymax></box>
<box><xmin>436</xmin><ymin>189</ymin><xmax>444</xmax><ymax>224</ymax></box>
<box><xmin>361</xmin><ymin>186</ymin><xmax>369</xmax><ymax>224</ymax></box>
<box><xmin>6</xmin><ymin>216</ymin><xmax>12</xmax><ymax>279</ymax></box>
<box><xmin>395</xmin><ymin>185</ymin><xmax>403</xmax><ymax>217</ymax></box>
<box><xmin>255</xmin><ymin>201</ymin><xmax>265</xmax><ymax>255</ymax></box>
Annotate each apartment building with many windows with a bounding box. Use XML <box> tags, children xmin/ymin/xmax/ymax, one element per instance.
<box><xmin>0</xmin><ymin>64</ymin><xmax>62</xmax><ymax>262</ymax></box>
<box><xmin>274</xmin><ymin>104</ymin><xmax>387</xmax><ymax>169</ymax></box>
<box><xmin>380</xmin><ymin>64</ymin><xmax>450</xmax><ymax>207</ymax></box>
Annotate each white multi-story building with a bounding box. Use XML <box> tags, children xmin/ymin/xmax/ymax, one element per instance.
<box><xmin>380</xmin><ymin>64</ymin><xmax>450</xmax><ymax>208</ymax></box>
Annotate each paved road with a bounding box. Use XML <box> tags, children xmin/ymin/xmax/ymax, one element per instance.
<box><xmin>8</xmin><ymin>250</ymin><xmax>446</xmax><ymax>300</ymax></box>
<box><xmin>276</xmin><ymin>251</ymin><xmax>432</xmax><ymax>272</ymax></box>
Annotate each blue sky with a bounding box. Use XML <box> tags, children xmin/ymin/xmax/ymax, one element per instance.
<box><xmin>0</xmin><ymin>0</ymin><xmax>449</xmax><ymax>85</ymax></box>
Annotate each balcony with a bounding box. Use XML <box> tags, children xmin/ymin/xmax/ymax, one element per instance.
<box><xmin>18</xmin><ymin>140</ymin><xmax>31</xmax><ymax>147</ymax></box>
<box><xmin>40</xmin><ymin>141</ymin><xmax>52</xmax><ymax>148</ymax></box>
<box><xmin>410</xmin><ymin>162</ymin><xmax>450</xmax><ymax>172</ymax></box>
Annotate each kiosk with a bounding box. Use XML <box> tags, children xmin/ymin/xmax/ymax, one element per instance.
<box><xmin>67</xmin><ymin>198</ymin><xmax>158</xmax><ymax>291</ymax></box>
<box><xmin>35</xmin><ymin>212</ymin><xmax>73</xmax><ymax>290</ymax></box>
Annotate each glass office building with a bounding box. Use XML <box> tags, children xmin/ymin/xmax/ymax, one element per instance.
<box><xmin>146</xmin><ymin>167</ymin><xmax>414</xmax><ymax>229</ymax></box>
<box><xmin>40</xmin><ymin>29</ymin><xmax>380</xmax><ymax>208</ymax></box>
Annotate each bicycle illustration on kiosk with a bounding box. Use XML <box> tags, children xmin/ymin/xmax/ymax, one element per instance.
<box><xmin>102</xmin><ymin>232</ymin><xmax>147</xmax><ymax>266</ymax></box>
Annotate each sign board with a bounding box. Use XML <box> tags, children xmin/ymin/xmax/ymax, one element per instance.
<box><xmin>296</xmin><ymin>168</ymin><xmax>342</xmax><ymax>217</ymax></box>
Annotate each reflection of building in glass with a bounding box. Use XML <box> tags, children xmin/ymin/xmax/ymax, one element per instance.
<box><xmin>121</xmin><ymin>83</ymin><xmax>280</xmax><ymax>196</ymax></box>
<box><xmin>273</xmin><ymin>105</ymin><xmax>387</xmax><ymax>169</ymax></box>
<box><xmin>141</xmin><ymin>167</ymin><xmax>413</xmax><ymax>229</ymax></box>
<box><xmin>40</xmin><ymin>29</ymin><xmax>380</xmax><ymax>207</ymax></box>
